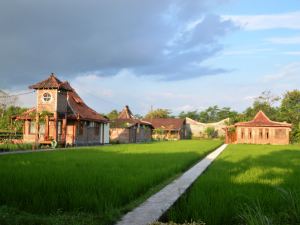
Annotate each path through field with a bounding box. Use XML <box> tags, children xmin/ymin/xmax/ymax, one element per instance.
<box><xmin>116</xmin><ymin>144</ymin><xmax>228</xmax><ymax>225</ymax></box>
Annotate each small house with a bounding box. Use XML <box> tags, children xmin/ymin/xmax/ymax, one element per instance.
<box><xmin>224</xmin><ymin>111</ymin><xmax>292</xmax><ymax>145</ymax></box>
<box><xmin>16</xmin><ymin>74</ymin><xmax>109</xmax><ymax>146</ymax></box>
<box><xmin>144</xmin><ymin>118</ymin><xmax>186</xmax><ymax>140</ymax></box>
<box><xmin>110</xmin><ymin>105</ymin><xmax>153</xmax><ymax>143</ymax></box>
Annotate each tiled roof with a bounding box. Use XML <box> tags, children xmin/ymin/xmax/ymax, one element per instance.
<box><xmin>17</xmin><ymin>75</ymin><xmax>108</xmax><ymax>123</ymax></box>
<box><xmin>111</xmin><ymin>118</ymin><xmax>152</xmax><ymax>128</ymax></box>
<box><xmin>118</xmin><ymin>105</ymin><xmax>135</xmax><ymax>119</ymax></box>
<box><xmin>235</xmin><ymin>111</ymin><xmax>291</xmax><ymax>127</ymax></box>
<box><xmin>111</xmin><ymin>106</ymin><xmax>153</xmax><ymax>128</ymax></box>
<box><xmin>67</xmin><ymin>89</ymin><xmax>108</xmax><ymax>123</ymax></box>
<box><xmin>14</xmin><ymin>108</ymin><xmax>36</xmax><ymax>120</ymax></box>
<box><xmin>144</xmin><ymin>118</ymin><xmax>185</xmax><ymax>130</ymax></box>
<box><xmin>29</xmin><ymin>73</ymin><xmax>73</xmax><ymax>91</ymax></box>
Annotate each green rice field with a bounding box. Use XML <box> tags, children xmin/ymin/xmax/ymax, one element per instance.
<box><xmin>0</xmin><ymin>140</ymin><xmax>222</xmax><ymax>225</ymax></box>
<box><xmin>164</xmin><ymin>144</ymin><xmax>300</xmax><ymax>225</ymax></box>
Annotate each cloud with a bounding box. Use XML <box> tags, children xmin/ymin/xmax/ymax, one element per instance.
<box><xmin>223</xmin><ymin>11</ymin><xmax>300</xmax><ymax>30</ymax></box>
<box><xmin>263</xmin><ymin>62</ymin><xmax>300</xmax><ymax>81</ymax></box>
<box><xmin>283</xmin><ymin>51</ymin><xmax>300</xmax><ymax>55</ymax></box>
<box><xmin>223</xmin><ymin>48</ymin><xmax>273</xmax><ymax>56</ymax></box>
<box><xmin>0</xmin><ymin>0</ymin><xmax>235</xmax><ymax>88</ymax></box>
<box><xmin>267</xmin><ymin>36</ymin><xmax>300</xmax><ymax>44</ymax></box>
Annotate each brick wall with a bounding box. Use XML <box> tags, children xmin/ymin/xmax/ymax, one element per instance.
<box><xmin>236</xmin><ymin>126</ymin><xmax>290</xmax><ymax>145</ymax></box>
<box><xmin>110</xmin><ymin>128</ymin><xmax>130</xmax><ymax>143</ymax></box>
<box><xmin>36</xmin><ymin>89</ymin><xmax>58</xmax><ymax>113</ymax></box>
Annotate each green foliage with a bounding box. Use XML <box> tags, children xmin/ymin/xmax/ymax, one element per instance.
<box><xmin>178</xmin><ymin>110</ymin><xmax>199</xmax><ymax>120</ymax></box>
<box><xmin>152</xmin><ymin>222</ymin><xmax>205</xmax><ymax>225</ymax></box>
<box><xmin>105</xmin><ymin>109</ymin><xmax>119</xmax><ymax>120</ymax></box>
<box><xmin>0</xmin><ymin>106</ymin><xmax>27</xmax><ymax>132</ymax></box>
<box><xmin>204</xmin><ymin>127</ymin><xmax>217</xmax><ymax>138</ymax></box>
<box><xmin>165</xmin><ymin>144</ymin><xmax>300</xmax><ymax>225</ymax></box>
<box><xmin>280</xmin><ymin>90</ymin><xmax>300</xmax><ymax>143</ymax></box>
<box><xmin>179</xmin><ymin>106</ymin><xmax>237</xmax><ymax>123</ymax></box>
<box><xmin>145</xmin><ymin>108</ymin><xmax>173</xmax><ymax>119</ymax></box>
<box><xmin>242</xmin><ymin>91</ymin><xmax>281</xmax><ymax>122</ymax></box>
<box><xmin>0</xmin><ymin>140</ymin><xmax>222</xmax><ymax>225</ymax></box>
<box><xmin>0</xmin><ymin>143</ymin><xmax>34</xmax><ymax>151</ymax></box>
<box><xmin>239</xmin><ymin>201</ymin><xmax>272</xmax><ymax>225</ymax></box>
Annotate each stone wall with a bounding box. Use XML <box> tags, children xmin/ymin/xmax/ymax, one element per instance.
<box><xmin>185</xmin><ymin>117</ymin><xmax>229</xmax><ymax>138</ymax></box>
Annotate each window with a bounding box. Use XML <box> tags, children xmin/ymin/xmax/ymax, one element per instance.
<box><xmin>259</xmin><ymin>128</ymin><xmax>263</xmax><ymax>139</ymax></box>
<box><xmin>94</xmin><ymin>123</ymin><xmax>100</xmax><ymax>136</ymax></box>
<box><xmin>42</xmin><ymin>92</ymin><xmax>52</xmax><ymax>102</ymax></box>
<box><xmin>78</xmin><ymin>122</ymin><xmax>84</xmax><ymax>135</ymax></box>
<box><xmin>241</xmin><ymin>128</ymin><xmax>245</xmax><ymax>139</ymax></box>
<box><xmin>29</xmin><ymin>121</ymin><xmax>36</xmax><ymax>134</ymax></box>
<box><xmin>248</xmin><ymin>129</ymin><xmax>252</xmax><ymax>139</ymax></box>
<box><xmin>39</xmin><ymin>122</ymin><xmax>45</xmax><ymax>134</ymax></box>
<box><xmin>57</xmin><ymin>120</ymin><xmax>62</xmax><ymax>135</ymax></box>
<box><xmin>265</xmin><ymin>128</ymin><xmax>269</xmax><ymax>139</ymax></box>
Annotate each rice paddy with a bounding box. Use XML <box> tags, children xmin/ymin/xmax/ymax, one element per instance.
<box><xmin>164</xmin><ymin>144</ymin><xmax>300</xmax><ymax>225</ymax></box>
<box><xmin>0</xmin><ymin>140</ymin><xmax>222</xmax><ymax>225</ymax></box>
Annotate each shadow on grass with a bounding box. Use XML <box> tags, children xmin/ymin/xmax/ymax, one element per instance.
<box><xmin>0</xmin><ymin>147</ymin><xmax>218</xmax><ymax>225</ymax></box>
<box><xmin>161</xmin><ymin>145</ymin><xmax>300</xmax><ymax>225</ymax></box>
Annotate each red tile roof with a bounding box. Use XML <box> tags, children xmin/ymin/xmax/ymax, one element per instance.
<box><xmin>14</xmin><ymin>108</ymin><xmax>36</xmax><ymax>120</ymax></box>
<box><xmin>118</xmin><ymin>105</ymin><xmax>135</xmax><ymax>119</ymax></box>
<box><xmin>235</xmin><ymin>111</ymin><xmax>291</xmax><ymax>127</ymax></box>
<box><xmin>111</xmin><ymin>106</ymin><xmax>153</xmax><ymax>128</ymax></box>
<box><xmin>29</xmin><ymin>73</ymin><xmax>73</xmax><ymax>91</ymax></box>
<box><xmin>144</xmin><ymin>118</ymin><xmax>185</xmax><ymax>130</ymax></box>
<box><xmin>17</xmin><ymin>75</ymin><xmax>108</xmax><ymax>123</ymax></box>
<box><xmin>67</xmin><ymin>88</ymin><xmax>108</xmax><ymax>123</ymax></box>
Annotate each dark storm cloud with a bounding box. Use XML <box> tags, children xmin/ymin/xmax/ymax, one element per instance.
<box><xmin>0</xmin><ymin>0</ymin><xmax>235</xmax><ymax>88</ymax></box>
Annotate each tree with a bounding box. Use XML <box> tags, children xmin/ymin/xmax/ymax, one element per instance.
<box><xmin>199</xmin><ymin>105</ymin><xmax>219</xmax><ymax>123</ymax></box>
<box><xmin>280</xmin><ymin>90</ymin><xmax>300</xmax><ymax>143</ymax></box>
<box><xmin>105</xmin><ymin>110</ymin><xmax>119</xmax><ymax>120</ymax></box>
<box><xmin>217</xmin><ymin>107</ymin><xmax>239</xmax><ymax>124</ymax></box>
<box><xmin>0</xmin><ymin>106</ymin><xmax>27</xmax><ymax>132</ymax></box>
<box><xmin>204</xmin><ymin>127</ymin><xmax>218</xmax><ymax>138</ymax></box>
<box><xmin>0</xmin><ymin>90</ymin><xmax>18</xmax><ymax>115</ymax></box>
<box><xmin>198</xmin><ymin>106</ymin><xmax>237</xmax><ymax>123</ymax></box>
<box><xmin>178</xmin><ymin>110</ymin><xmax>199</xmax><ymax>120</ymax></box>
<box><xmin>134</xmin><ymin>114</ymin><xmax>143</xmax><ymax>119</ymax></box>
<box><xmin>243</xmin><ymin>91</ymin><xmax>280</xmax><ymax>121</ymax></box>
<box><xmin>280</xmin><ymin>90</ymin><xmax>300</xmax><ymax>125</ymax></box>
<box><xmin>145</xmin><ymin>108</ymin><xmax>172</xmax><ymax>119</ymax></box>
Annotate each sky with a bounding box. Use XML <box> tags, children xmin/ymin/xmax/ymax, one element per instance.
<box><xmin>1</xmin><ymin>0</ymin><xmax>300</xmax><ymax>115</ymax></box>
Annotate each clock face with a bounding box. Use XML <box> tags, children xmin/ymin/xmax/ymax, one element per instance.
<box><xmin>42</xmin><ymin>92</ymin><xmax>52</xmax><ymax>103</ymax></box>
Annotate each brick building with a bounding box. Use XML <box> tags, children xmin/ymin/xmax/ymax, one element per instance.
<box><xmin>16</xmin><ymin>74</ymin><xmax>109</xmax><ymax>146</ymax></box>
<box><xmin>225</xmin><ymin>111</ymin><xmax>292</xmax><ymax>145</ymax></box>
<box><xmin>144</xmin><ymin>118</ymin><xmax>186</xmax><ymax>140</ymax></box>
<box><xmin>110</xmin><ymin>105</ymin><xmax>153</xmax><ymax>143</ymax></box>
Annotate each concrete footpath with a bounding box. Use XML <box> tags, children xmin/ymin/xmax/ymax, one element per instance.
<box><xmin>116</xmin><ymin>144</ymin><xmax>228</xmax><ymax>225</ymax></box>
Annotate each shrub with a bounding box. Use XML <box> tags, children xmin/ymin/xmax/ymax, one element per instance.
<box><xmin>204</xmin><ymin>127</ymin><xmax>218</xmax><ymax>138</ymax></box>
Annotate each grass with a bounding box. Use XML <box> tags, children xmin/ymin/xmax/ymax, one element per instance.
<box><xmin>0</xmin><ymin>140</ymin><xmax>222</xmax><ymax>225</ymax></box>
<box><xmin>164</xmin><ymin>144</ymin><xmax>300</xmax><ymax>225</ymax></box>
<box><xmin>0</xmin><ymin>143</ymin><xmax>34</xmax><ymax>152</ymax></box>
